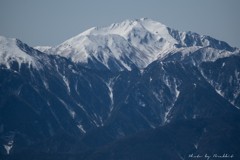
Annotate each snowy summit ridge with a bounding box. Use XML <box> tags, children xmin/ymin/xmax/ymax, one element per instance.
<box><xmin>0</xmin><ymin>36</ymin><xmax>42</xmax><ymax>70</ymax></box>
<box><xmin>79</xmin><ymin>18</ymin><xmax>176</xmax><ymax>44</ymax></box>
<box><xmin>35</xmin><ymin>18</ymin><xmax>238</xmax><ymax>71</ymax></box>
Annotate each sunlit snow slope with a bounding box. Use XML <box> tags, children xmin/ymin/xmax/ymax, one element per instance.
<box><xmin>36</xmin><ymin>18</ymin><xmax>239</xmax><ymax>71</ymax></box>
<box><xmin>0</xmin><ymin>36</ymin><xmax>42</xmax><ymax>70</ymax></box>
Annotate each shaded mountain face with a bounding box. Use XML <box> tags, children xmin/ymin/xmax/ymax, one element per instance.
<box><xmin>0</xmin><ymin>18</ymin><xmax>240</xmax><ymax>159</ymax></box>
<box><xmin>75</xmin><ymin>60</ymin><xmax>239</xmax><ymax>149</ymax></box>
<box><xmin>200</xmin><ymin>55</ymin><xmax>240</xmax><ymax>109</ymax></box>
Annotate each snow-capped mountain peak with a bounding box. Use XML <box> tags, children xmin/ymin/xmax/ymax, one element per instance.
<box><xmin>36</xmin><ymin>18</ymin><xmax>180</xmax><ymax>71</ymax></box>
<box><xmin>0</xmin><ymin>36</ymin><xmax>41</xmax><ymax>70</ymax></box>
<box><xmin>35</xmin><ymin>18</ymin><xmax>239</xmax><ymax>71</ymax></box>
<box><xmin>78</xmin><ymin>18</ymin><xmax>177</xmax><ymax>45</ymax></box>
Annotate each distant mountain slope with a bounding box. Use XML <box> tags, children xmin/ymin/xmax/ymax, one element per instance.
<box><xmin>2</xmin><ymin>112</ymin><xmax>240</xmax><ymax>160</ymax></box>
<box><xmin>85</xmin><ymin>112</ymin><xmax>240</xmax><ymax>160</ymax></box>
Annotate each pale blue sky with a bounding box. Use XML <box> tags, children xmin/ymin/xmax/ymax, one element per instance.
<box><xmin>0</xmin><ymin>0</ymin><xmax>240</xmax><ymax>48</ymax></box>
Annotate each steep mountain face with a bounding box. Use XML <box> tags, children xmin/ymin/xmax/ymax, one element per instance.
<box><xmin>1</xmin><ymin>18</ymin><xmax>240</xmax><ymax>159</ymax></box>
<box><xmin>75</xmin><ymin>60</ymin><xmax>238</xmax><ymax>149</ymax></box>
<box><xmin>0</xmin><ymin>36</ymin><xmax>113</xmax><ymax>154</ymax></box>
<box><xmin>200</xmin><ymin>55</ymin><xmax>240</xmax><ymax>109</ymax></box>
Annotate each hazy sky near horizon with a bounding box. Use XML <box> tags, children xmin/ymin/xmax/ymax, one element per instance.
<box><xmin>0</xmin><ymin>0</ymin><xmax>240</xmax><ymax>48</ymax></box>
